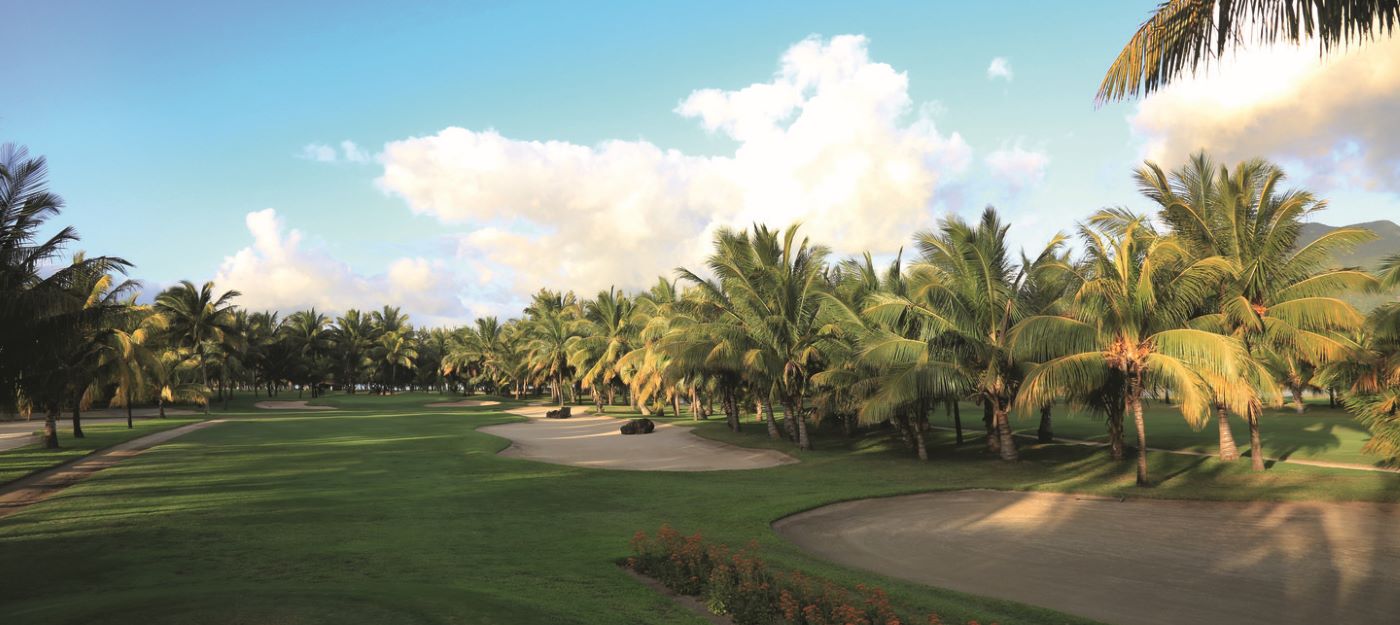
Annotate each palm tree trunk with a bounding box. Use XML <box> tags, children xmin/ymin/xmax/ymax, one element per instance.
<box><xmin>125</xmin><ymin>389</ymin><xmax>133</xmax><ymax>429</ymax></box>
<box><xmin>760</xmin><ymin>398</ymin><xmax>780</xmax><ymax>440</ymax></box>
<box><xmin>982</xmin><ymin>400</ymin><xmax>1000</xmax><ymax>454</ymax></box>
<box><xmin>994</xmin><ymin>401</ymin><xmax>1018</xmax><ymax>462</ymax></box>
<box><xmin>593</xmin><ymin>388</ymin><xmax>604</xmax><ymax>414</ymax></box>
<box><xmin>1291</xmin><ymin>386</ymin><xmax>1306</xmax><ymax>413</ymax></box>
<box><xmin>782</xmin><ymin>400</ymin><xmax>799</xmax><ymax>442</ymax></box>
<box><xmin>1328</xmin><ymin>388</ymin><xmax>1336</xmax><ymax>408</ymax></box>
<box><xmin>672</xmin><ymin>392</ymin><xmax>682</xmax><ymax>421</ymax></box>
<box><xmin>794</xmin><ymin>394</ymin><xmax>811</xmax><ymax>450</ymax></box>
<box><xmin>1216</xmin><ymin>403</ymin><xmax>1239</xmax><ymax>461</ymax></box>
<box><xmin>1248</xmin><ymin>405</ymin><xmax>1265</xmax><ymax>472</ymax></box>
<box><xmin>1129</xmin><ymin>375</ymin><xmax>1149</xmax><ymax>486</ymax></box>
<box><xmin>200</xmin><ymin>357</ymin><xmax>211</xmax><ymax>415</ymax></box>
<box><xmin>1106</xmin><ymin>405</ymin><xmax>1125</xmax><ymax>461</ymax></box>
<box><xmin>556</xmin><ymin>373</ymin><xmax>564</xmax><ymax>408</ymax></box>
<box><xmin>913</xmin><ymin>416</ymin><xmax>928</xmax><ymax>461</ymax></box>
<box><xmin>723</xmin><ymin>390</ymin><xmax>741</xmax><ymax>432</ymax></box>
<box><xmin>159</xmin><ymin>395</ymin><xmax>167</xmax><ymax>418</ymax></box>
<box><xmin>951</xmin><ymin>400</ymin><xmax>963</xmax><ymax>445</ymax></box>
<box><xmin>1037</xmin><ymin>404</ymin><xmax>1054</xmax><ymax>443</ymax></box>
<box><xmin>71</xmin><ymin>400</ymin><xmax>84</xmax><ymax>438</ymax></box>
<box><xmin>44</xmin><ymin>405</ymin><xmax>59</xmax><ymax>449</ymax></box>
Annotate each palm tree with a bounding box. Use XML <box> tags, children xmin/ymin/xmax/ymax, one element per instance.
<box><xmin>680</xmin><ymin>224</ymin><xmax>830</xmax><ymax>450</ymax></box>
<box><xmin>1</xmin><ymin>144</ymin><xmax>133</xmax><ymax>447</ymax></box>
<box><xmin>1013</xmin><ymin>211</ymin><xmax>1246</xmax><ymax>485</ymax></box>
<box><xmin>525</xmin><ymin>310</ymin><xmax>585</xmax><ymax>407</ymax></box>
<box><xmin>1140</xmin><ymin>153</ymin><xmax>1378</xmax><ymax>468</ymax></box>
<box><xmin>1099</xmin><ymin>0</ymin><xmax>1400</xmax><ymax>102</ymax></box>
<box><xmin>569</xmin><ymin>287</ymin><xmax>639</xmax><ymax>412</ymax></box>
<box><xmin>284</xmin><ymin>309</ymin><xmax>332</xmax><ymax>397</ymax></box>
<box><xmin>375</xmin><ymin>330</ymin><xmax>418</xmax><ymax>394</ymax></box>
<box><xmin>154</xmin><ymin>280</ymin><xmax>241</xmax><ymax>415</ymax></box>
<box><xmin>1319</xmin><ymin>255</ymin><xmax>1400</xmax><ymax>460</ymax></box>
<box><xmin>860</xmin><ymin>208</ymin><xmax>1067</xmax><ymax>461</ymax></box>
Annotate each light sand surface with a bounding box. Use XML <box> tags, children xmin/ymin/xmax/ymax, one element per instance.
<box><xmin>774</xmin><ymin>490</ymin><xmax>1400</xmax><ymax>625</ymax></box>
<box><xmin>0</xmin><ymin>420</ymin><xmax>224</xmax><ymax>517</ymax></box>
<box><xmin>478</xmin><ymin>405</ymin><xmax>796</xmax><ymax>471</ymax></box>
<box><xmin>426</xmin><ymin>399</ymin><xmax>502</xmax><ymax>408</ymax></box>
<box><xmin>254</xmin><ymin>401</ymin><xmax>336</xmax><ymax>410</ymax></box>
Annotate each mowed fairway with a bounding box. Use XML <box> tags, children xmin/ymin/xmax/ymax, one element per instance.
<box><xmin>3</xmin><ymin>393</ymin><xmax>1400</xmax><ymax>624</ymax></box>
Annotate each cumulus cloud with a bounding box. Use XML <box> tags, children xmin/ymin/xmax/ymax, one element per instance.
<box><xmin>1130</xmin><ymin>34</ymin><xmax>1400</xmax><ymax>191</ymax></box>
<box><xmin>378</xmin><ymin>34</ymin><xmax>972</xmax><ymax>298</ymax></box>
<box><xmin>298</xmin><ymin>140</ymin><xmax>373</xmax><ymax>164</ymax></box>
<box><xmin>214</xmin><ymin>208</ymin><xmax>469</xmax><ymax>325</ymax></box>
<box><xmin>987</xmin><ymin>57</ymin><xmax>1013</xmax><ymax>81</ymax></box>
<box><xmin>984</xmin><ymin>143</ymin><xmax>1049</xmax><ymax>192</ymax></box>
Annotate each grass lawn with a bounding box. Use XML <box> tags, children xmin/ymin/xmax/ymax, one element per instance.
<box><xmin>0</xmin><ymin>417</ymin><xmax>200</xmax><ymax>484</ymax></box>
<box><xmin>1</xmin><ymin>392</ymin><xmax>1397</xmax><ymax>624</ymax></box>
<box><xmin>1001</xmin><ymin>400</ymin><xmax>1382</xmax><ymax>467</ymax></box>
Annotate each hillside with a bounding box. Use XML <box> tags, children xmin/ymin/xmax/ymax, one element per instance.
<box><xmin>1297</xmin><ymin>219</ymin><xmax>1400</xmax><ymax>310</ymax></box>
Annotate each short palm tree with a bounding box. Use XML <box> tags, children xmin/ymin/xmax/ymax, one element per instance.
<box><xmin>1013</xmin><ymin>211</ymin><xmax>1247</xmax><ymax>485</ymax></box>
<box><xmin>154</xmin><ymin>280</ymin><xmax>242</xmax><ymax>414</ymax></box>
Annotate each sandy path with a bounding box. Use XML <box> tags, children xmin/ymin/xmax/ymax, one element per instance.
<box><xmin>426</xmin><ymin>399</ymin><xmax>502</xmax><ymax>408</ymax></box>
<box><xmin>774</xmin><ymin>490</ymin><xmax>1400</xmax><ymax>625</ymax></box>
<box><xmin>0</xmin><ymin>420</ymin><xmax>225</xmax><ymax>517</ymax></box>
<box><xmin>254</xmin><ymin>401</ymin><xmax>336</xmax><ymax>410</ymax></box>
<box><xmin>478</xmin><ymin>406</ymin><xmax>796</xmax><ymax>471</ymax></box>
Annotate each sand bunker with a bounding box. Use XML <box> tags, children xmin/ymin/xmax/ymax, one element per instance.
<box><xmin>478</xmin><ymin>406</ymin><xmax>795</xmax><ymax>471</ymax></box>
<box><xmin>254</xmin><ymin>401</ymin><xmax>336</xmax><ymax>411</ymax></box>
<box><xmin>774</xmin><ymin>490</ymin><xmax>1400</xmax><ymax>625</ymax></box>
<box><xmin>426</xmin><ymin>399</ymin><xmax>502</xmax><ymax>408</ymax></box>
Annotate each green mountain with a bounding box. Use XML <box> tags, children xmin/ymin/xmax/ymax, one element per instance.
<box><xmin>1297</xmin><ymin>219</ymin><xmax>1400</xmax><ymax>311</ymax></box>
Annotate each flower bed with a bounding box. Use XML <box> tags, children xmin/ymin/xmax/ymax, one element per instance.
<box><xmin>626</xmin><ymin>525</ymin><xmax>994</xmax><ymax>625</ymax></box>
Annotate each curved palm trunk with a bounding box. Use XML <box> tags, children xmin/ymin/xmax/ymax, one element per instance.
<box><xmin>1037</xmin><ymin>404</ymin><xmax>1054</xmax><ymax>443</ymax></box>
<box><xmin>994</xmin><ymin>401</ymin><xmax>1017</xmax><ymax>462</ymax></box>
<box><xmin>722</xmin><ymin>390</ymin><xmax>741</xmax><ymax>432</ymax></box>
<box><xmin>71</xmin><ymin>401</ymin><xmax>84</xmax><ymax>439</ymax></box>
<box><xmin>1129</xmin><ymin>375</ymin><xmax>1150</xmax><ymax>486</ymax></box>
<box><xmin>44</xmin><ymin>406</ymin><xmax>60</xmax><ymax>449</ymax></box>
<box><xmin>760</xmin><ymin>398</ymin><xmax>780</xmax><ymax>440</ymax></box>
<box><xmin>1216</xmin><ymin>404</ymin><xmax>1239</xmax><ymax>461</ymax></box>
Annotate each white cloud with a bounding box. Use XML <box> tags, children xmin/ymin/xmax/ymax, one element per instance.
<box><xmin>299</xmin><ymin>143</ymin><xmax>337</xmax><ymax>162</ymax></box>
<box><xmin>378</xmin><ymin>34</ymin><xmax>972</xmax><ymax>299</ymax></box>
<box><xmin>298</xmin><ymin>140</ymin><xmax>373</xmax><ymax>164</ymax></box>
<box><xmin>214</xmin><ymin>208</ymin><xmax>469</xmax><ymax>326</ymax></box>
<box><xmin>984</xmin><ymin>143</ymin><xmax>1049</xmax><ymax>191</ymax></box>
<box><xmin>1130</xmin><ymin>34</ymin><xmax>1400</xmax><ymax>192</ymax></box>
<box><xmin>987</xmin><ymin>57</ymin><xmax>1013</xmax><ymax>81</ymax></box>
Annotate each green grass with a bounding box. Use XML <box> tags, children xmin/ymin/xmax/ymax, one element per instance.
<box><xmin>1</xmin><ymin>392</ymin><xmax>1397</xmax><ymax>624</ymax></box>
<box><xmin>0</xmin><ymin>418</ymin><xmax>200</xmax><ymax>484</ymax></box>
<box><xmin>1003</xmin><ymin>400</ymin><xmax>1383</xmax><ymax>467</ymax></box>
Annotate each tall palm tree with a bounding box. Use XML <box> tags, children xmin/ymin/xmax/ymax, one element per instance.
<box><xmin>1013</xmin><ymin>211</ymin><xmax>1247</xmax><ymax>485</ymax></box>
<box><xmin>526</xmin><ymin>310</ymin><xmax>585</xmax><ymax>407</ymax></box>
<box><xmin>284</xmin><ymin>309</ymin><xmax>332</xmax><ymax>397</ymax></box>
<box><xmin>375</xmin><ymin>331</ymin><xmax>418</xmax><ymax>394</ymax></box>
<box><xmin>154</xmin><ymin>280</ymin><xmax>241</xmax><ymax>415</ymax></box>
<box><xmin>1</xmin><ymin>144</ymin><xmax>132</xmax><ymax>446</ymax></box>
<box><xmin>568</xmin><ymin>287</ymin><xmax>639</xmax><ymax>412</ymax></box>
<box><xmin>1099</xmin><ymin>0</ymin><xmax>1400</xmax><ymax>102</ymax></box>
<box><xmin>680</xmin><ymin>224</ymin><xmax>830</xmax><ymax>450</ymax></box>
<box><xmin>1140</xmin><ymin>153</ymin><xmax>1377</xmax><ymax>468</ymax></box>
<box><xmin>860</xmin><ymin>208</ymin><xmax>1067</xmax><ymax>461</ymax></box>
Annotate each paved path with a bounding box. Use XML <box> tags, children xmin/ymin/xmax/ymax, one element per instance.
<box><xmin>479</xmin><ymin>406</ymin><xmax>796</xmax><ymax>471</ymax></box>
<box><xmin>774</xmin><ymin>490</ymin><xmax>1400</xmax><ymax>625</ymax></box>
<box><xmin>0</xmin><ymin>420</ymin><xmax>225</xmax><ymax>518</ymax></box>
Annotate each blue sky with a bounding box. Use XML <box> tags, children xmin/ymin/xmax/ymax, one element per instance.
<box><xmin>10</xmin><ymin>1</ymin><xmax>1398</xmax><ymax>324</ymax></box>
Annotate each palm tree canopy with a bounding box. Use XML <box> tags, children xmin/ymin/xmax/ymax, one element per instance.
<box><xmin>1099</xmin><ymin>0</ymin><xmax>1400</xmax><ymax>102</ymax></box>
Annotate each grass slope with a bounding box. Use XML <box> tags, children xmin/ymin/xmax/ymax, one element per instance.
<box><xmin>2</xmin><ymin>392</ymin><xmax>1398</xmax><ymax>624</ymax></box>
<box><xmin>0</xmin><ymin>418</ymin><xmax>200</xmax><ymax>484</ymax></box>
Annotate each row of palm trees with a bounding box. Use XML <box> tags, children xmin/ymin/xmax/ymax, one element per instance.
<box><xmin>5</xmin><ymin>142</ymin><xmax>1397</xmax><ymax>485</ymax></box>
<box><xmin>436</xmin><ymin>153</ymin><xmax>1399</xmax><ymax>486</ymax></box>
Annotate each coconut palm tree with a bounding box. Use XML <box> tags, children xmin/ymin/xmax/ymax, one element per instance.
<box><xmin>525</xmin><ymin>309</ymin><xmax>585</xmax><ymax>407</ymax></box>
<box><xmin>1319</xmin><ymin>255</ymin><xmax>1400</xmax><ymax>460</ymax></box>
<box><xmin>284</xmin><ymin>309</ymin><xmax>332</xmax><ymax>397</ymax></box>
<box><xmin>154</xmin><ymin>280</ymin><xmax>241</xmax><ymax>415</ymax></box>
<box><xmin>375</xmin><ymin>330</ymin><xmax>418</xmax><ymax>394</ymax></box>
<box><xmin>1140</xmin><ymin>153</ymin><xmax>1378</xmax><ymax>468</ymax></box>
<box><xmin>679</xmin><ymin>224</ymin><xmax>830</xmax><ymax>450</ymax></box>
<box><xmin>568</xmin><ymin>287</ymin><xmax>639</xmax><ymax>412</ymax></box>
<box><xmin>860</xmin><ymin>208</ymin><xmax>1068</xmax><ymax>461</ymax></box>
<box><xmin>1</xmin><ymin>144</ymin><xmax>134</xmax><ymax>446</ymax></box>
<box><xmin>1013</xmin><ymin>210</ymin><xmax>1247</xmax><ymax>485</ymax></box>
<box><xmin>1099</xmin><ymin>0</ymin><xmax>1400</xmax><ymax>102</ymax></box>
